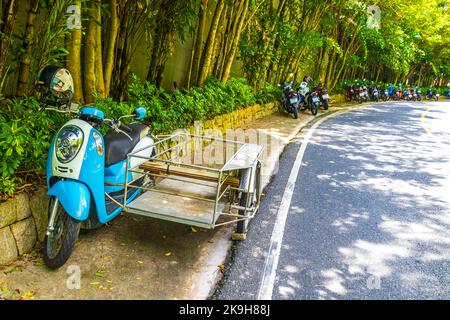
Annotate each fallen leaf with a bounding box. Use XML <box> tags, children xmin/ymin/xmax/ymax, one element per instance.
<box><xmin>218</xmin><ymin>264</ymin><xmax>225</xmax><ymax>270</ymax></box>
<box><xmin>120</xmin><ymin>243</ymin><xmax>127</xmax><ymax>246</ymax></box>
<box><xmin>188</xmin><ymin>226</ymin><xmax>198</xmax><ymax>233</ymax></box>
<box><xmin>95</xmin><ymin>270</ymin><xmax>107</xmax><ymax>277</ymax></box>
<box><xmin>90</xmin><ymin>282</ymin><xmax>100</xmax><ymax>285</ymax></box>
<box><xmin>1</xmin><ymin>286</ymin><xmax>8</xmax><ymax>293</ymax></box>
<box><xmin>20</xmin><ymin>292</ymin><xmax>35</xmax><ymax>300</ymax></box>
<box><xmin>136</xmin><ymin>260</ymin><xmax>144</xmax><ymax>264</ymax></box>
<box><xmin>106</xmin><ymin>280</ymin><xmax>113</xmax><ymax>284</ymax></box>
<box><xmin>2</xmin><ymin>266</ymin><xmax>15</xmax><ymax>274</ymax></box>
<box><xmin>102</xmin><ymin>256</ymin><xmax>111</xmax><ymax>261</ymax></box>
<box><xmin>164</xmin><ymin>252</ymin><xmax>172</xmax><ymax>257</ymax></box>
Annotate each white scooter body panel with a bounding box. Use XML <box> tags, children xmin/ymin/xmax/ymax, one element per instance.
<box><xmin>129</xmin><ymin>136</ymin><xmax>154</xmax><ymax>180</ymax></box>
<box><xmin>52</xmin><ymin>119</ymin><xmax>93</xmax><ymax>180</ymax></box>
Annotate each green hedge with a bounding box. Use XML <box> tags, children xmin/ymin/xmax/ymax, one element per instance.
<box><xmin>0</xmin><ymin>76</ymin><xmax>279</xmax><ymax>198</ymax></box>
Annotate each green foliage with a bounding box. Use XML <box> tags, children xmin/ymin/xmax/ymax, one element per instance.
<box><xmin>0</xmin><ymin>96</ymin><xmax>68</xmax><ymax>198</ymax></box>
<box><xmin>126</xmin><ymin>75</ymin><xmax>274</xmax><ymax>134</ymax></box>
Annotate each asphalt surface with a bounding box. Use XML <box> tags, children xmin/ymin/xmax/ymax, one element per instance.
<box><xmin>214</xmin><ymin>101</ymin><xmax>450</xmax><ymax>300</ymax></box>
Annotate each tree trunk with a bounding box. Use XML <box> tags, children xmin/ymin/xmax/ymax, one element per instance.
<box><xmin>16</xmin><ymin>0</ymin><xmax>39</xmax><ymax>96</ymax></box>
<box><xmin>84</xmin><ymin>1</ymin><xmax>98</xmax><ymax>103</ymax></box>
<box><xmin>190</xmin><ymin>0</ymin><xmax>209</xmax><ymax>86</ymax></box>
<box><xmin>198</xmin><ymin>0</ymin><xmax>225</xmax><ymax>86</ymax></box>
<box><xmin>0</xmin><ymin>0</ymin><xmax>19</xmax><ymax>90</ymax></box>
<box><xmin>94</xmin><ymin>0</ymin><xmax>105</xmax><ymax>97</ymax></box>
<box><xmin>103</xmin><ymin>0</ymin><xmax>119</xmax><ymax>97</ymax></box>
<box><xmin>220</xmin><ymin>0</ymin><xmax>249</xmax><ymax>83</ymax></box>
<box><xmin>66</xmin><ymin>0</ymin><xmax>83</xmax><ymax>102</ymax></box>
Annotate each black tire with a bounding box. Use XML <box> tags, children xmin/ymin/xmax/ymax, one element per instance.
<box><xmin>323</xmin><ymin>100</ymin><xmax>329</xmax><ymax>110</ymax></box>
<box><xmin>311</xmin><ymin>102</ymin><xmax>318</xmax><ymax>115</ymax></box>
<box><xmin>293</xmin><ymin>107</ymin><xmax>298</xmax><ymax>119</ymax></box>
<box><xmin>43</xmin><ymin>197</ymin><xmax>81</xmax><ymax>269</ymax></box>
<box><xmin>236</xmin><ymin>163</ymin><xmax>261</xmax><ymax>235</ymax></box>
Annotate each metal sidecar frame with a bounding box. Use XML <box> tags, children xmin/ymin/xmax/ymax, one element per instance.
<box><xmin>119</xmin><ymin>132</ymin><xmax>264</xmax><ymax>235</ymax></box>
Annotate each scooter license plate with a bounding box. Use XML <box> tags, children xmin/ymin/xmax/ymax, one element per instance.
<box><xmin>312</xmin><ymin>96</ymin><xmax>320</xmax><ymax>102</ymax></box>
<box><xmin>322</xmin><ymin>94</ymin><xmax>329</xmax><ymax>100</ymax></box>
<box><xmin>290</xmin><ymin>98</ymin><xmax>298</xmax><ymax>104</ymax></box>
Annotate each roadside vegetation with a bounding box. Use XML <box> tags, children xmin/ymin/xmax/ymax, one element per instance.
<box><xmin>0</xmin><ymin>0</ymin><xmax>449</xmax><ymax>198</ymax></box>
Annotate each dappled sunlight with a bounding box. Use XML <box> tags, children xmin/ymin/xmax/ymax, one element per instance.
<box><xmin>320</xmin><ymin>268</ymin><xmax>348</xmax><ymax>296</ymax></box>
<box><xmin>278</xmin><ymin>103</ymin><xmax>450</xmax><ymax>299</ymax></box>
<box><xmin>331</xmin><ymin>211</ymin><xmax>369</xmax><ymax>233</ymax></box>
<box><xmin>339</xmin><ymin>240</ymin><xmax>411</xmax><ymax>277</ymax></box>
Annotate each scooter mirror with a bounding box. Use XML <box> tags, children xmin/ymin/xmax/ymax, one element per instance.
<box><xmin>133</xmin><ymin>107</ymin><xmax>146</xmax><ymax>120</ymax></box>
<box><xmin>289</xmin><ymin>73</ymin><xmax>294</xmax><ymax>79</ymax></box>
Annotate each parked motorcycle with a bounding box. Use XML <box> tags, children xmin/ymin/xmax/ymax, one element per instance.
<box><xmin>395</xmin><ymin>88</ymin><xmax>403</xmax><ymax>100</ymax></box>
<box><xmin>357</xmin><ymin>85</ymin><xmax>369</xmax><ymax>103</ymax></box>
<box><xmin>345</xmin><ymin>84</ymin><xmax>357</xmax><ymax>102</ymax></box>
<box><xmin>380</xmin><ymin>88</ymin><xmax>390</xmax><ymax>101</ymax></box>
<box><xmin>318</xmin><ymin>87</ymin><xmax>329</xmax><ymax>110</ymax></box>
<box><xmin>36</xmin><ymin>66</ymin><xmax>154</xmax><ymax>269</ymax></box>
<box><xmin>444</xmin><ymin>90</ymin><xmax>450</xmax><ymax>99</ymax></box>
<box><xmin>426</xmin><ymin>88</ymin><xmax>440</xmax><ymax>101</ymax></box>
<box><xmin>297</xmin><ymin>76</ymin><xmax>318</xmax><ymax>115</ymax></box>
<box><xmin>415</xmin><ymin>88</ymin><xmax>422</xmax><ymax>101</ymax></box>
<box><xmin>370</xmin><ymin>86</ymin><xmax>380</xmax><ymax>102</ymax></box>
<box><xmin>278</xmin><ymin>78</ymin><xmax>299</xmax><ymax>119</ymax></box>
<box><xmin>403</xmin><ymin>88</ymin><xmax>412</xmax><ymax>101</ymax></box>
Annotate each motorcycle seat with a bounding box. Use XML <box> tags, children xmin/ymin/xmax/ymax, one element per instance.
<box><xmin>104</xmin><ymin>123</ymin><xmax>149</xmax><ymax>167</ymax></box>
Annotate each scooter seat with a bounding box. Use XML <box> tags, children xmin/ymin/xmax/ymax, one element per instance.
<box><xmin>104</xmin><ymin>123</ymin><xmax>149</xmax><ymax>167</ymax></box>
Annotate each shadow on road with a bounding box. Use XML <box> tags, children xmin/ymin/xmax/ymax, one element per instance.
<box><xmin>277</xmin><ymin>102</ymin><xmax>450</xmax><ymax>299</ymax></box>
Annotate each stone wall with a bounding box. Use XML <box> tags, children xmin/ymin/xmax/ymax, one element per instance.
<box><xmin>0</xmin><ymin>189</ymin><xmax>48</xmax><ymax>265</ymax></box>
<box><xmin>193</xmin><ymin>102</ymin><xmax>279</xmax><ymax>134</ymax></box>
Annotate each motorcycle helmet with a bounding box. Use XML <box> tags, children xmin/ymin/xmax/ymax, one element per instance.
<box><xmin>36</xmin><ymin>66</ymin><xmax>74</xmax><ymax>102</ymax></box>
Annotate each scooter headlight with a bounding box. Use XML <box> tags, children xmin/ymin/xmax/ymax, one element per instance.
<box><xmin>55</xmin><ymin>125</ymin><xmax>84</xmax><ymax>163</ymax></box>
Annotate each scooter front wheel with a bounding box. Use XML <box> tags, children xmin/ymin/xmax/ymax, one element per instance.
<box><xmin>293</xmin><ymin>107</ymin><xmax>299</xmax><ymax>119</ymax></box>
<box><xmin>43</xmin><ymin>197</ymin><xmax>81</xmax><ymax>269</ymax></box>
<box><xmin>311</xmin><ymin>103</ymin><xmax>319</xmax><ymax>116</ymax></box>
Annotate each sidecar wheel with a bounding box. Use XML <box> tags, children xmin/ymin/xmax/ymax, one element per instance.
<box><xmin>43</xmin><ymin>197</ymin><xmax>81</xmax><ymax>269</ymax></box>
<box><xmin>235</xmin><ymin>163</ymin><xmax>261</xmax><ymax>237</ymax></box>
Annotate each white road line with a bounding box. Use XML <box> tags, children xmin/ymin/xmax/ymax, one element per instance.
<box><xmin>257</xmin><ymin>110</ymin><xmax>346</xmax><ymax>300</ymax></box>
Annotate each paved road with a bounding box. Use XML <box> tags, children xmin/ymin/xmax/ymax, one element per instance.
<box><xmin>214</xmin><ymin>101</ymin><xmax>450</xmax><ymax>300</ymax></box>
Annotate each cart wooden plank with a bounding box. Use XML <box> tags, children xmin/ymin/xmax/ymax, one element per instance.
<box><xmin>139</xmin><ymin>161</ymin><xmax>240</xmax><ymax>187</ymax></box>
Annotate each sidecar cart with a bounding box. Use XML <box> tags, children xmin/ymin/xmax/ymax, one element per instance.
<box><xmin>121</xmin><ymin>133</ymin><xmax>263</xmax><ymax>240</ymax></box>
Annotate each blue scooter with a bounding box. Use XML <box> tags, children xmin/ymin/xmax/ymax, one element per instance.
<box><xmin>37</xmin><ymin>66</ymin><xmax>155</xmax><ymax>269</ymax></box>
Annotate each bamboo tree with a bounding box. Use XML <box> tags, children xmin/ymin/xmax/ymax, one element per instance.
<box><xmin>84</xmin><ymin>1</ymin><xmax>98</xmax><ymax>103</ymax></box>
<box><xmin>189</xmin><ymin>0</ymin><xmax>209</xmax><ymax>86</ymax></box>
<box><xmin>198</xmin><ymin>0</ymin><xmax>225</xmax><ymax>86</ymax></box>
<box><xmin>221</xmin><ymin>0</ymin><xmax>249</xmax><ymax>83</ymax></box>
<box><xmin>17</xmin><ymin>0</ymin><xmax>40</xmax><ymax>96</ymax></box>
<box><xmin>103</xmin><ymin>0</ymin><xmax>118</xmax><ymax>97</ymax></box>
<box><xmin>0</xmin><ymin>0</ymin><xmax>19</xmax><ymax>90</ymax></box>
<box><xmin>94</xmin><ymin>0</ymin><xmax>105</xmax><ymax>97</ymax></box>
<box><xmin>66</xmin><ymin>0</ymin><xmax>83</xmax><ymax>102</ymax></box>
